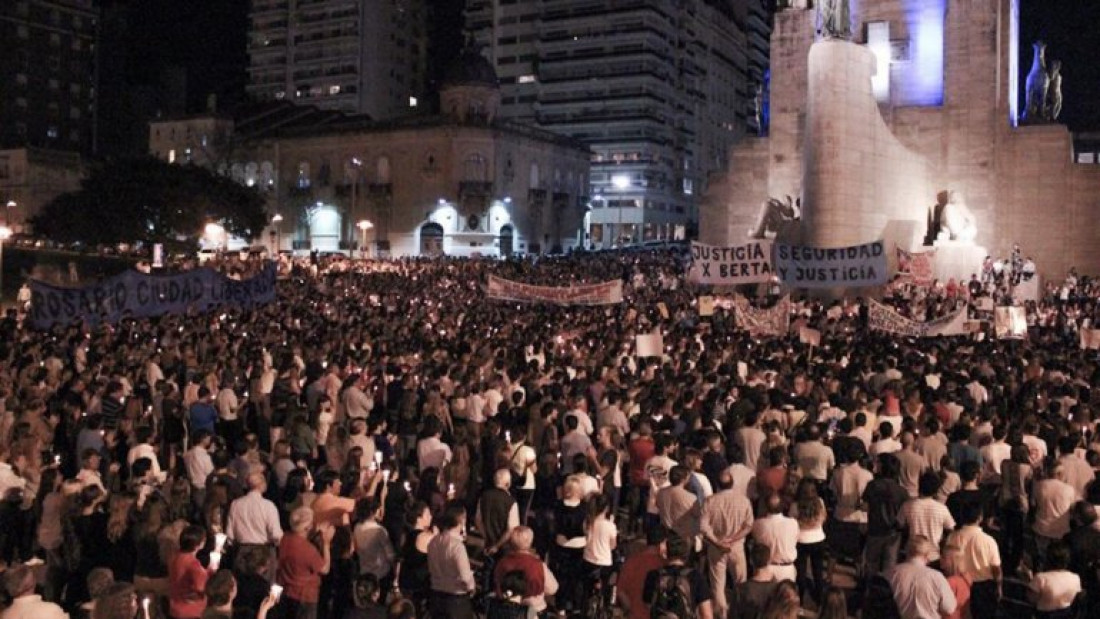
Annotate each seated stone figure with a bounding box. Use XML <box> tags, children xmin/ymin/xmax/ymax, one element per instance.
<box><xmin>939</xmin><ymin>190</ymin><xmax>977</xmax><ymax>242</ymax></box>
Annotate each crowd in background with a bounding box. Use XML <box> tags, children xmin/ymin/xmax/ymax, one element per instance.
<box><xmin>0</xmin><ymin>247</ymin><xmax>1097</xmax><ymax>619</ymax></box>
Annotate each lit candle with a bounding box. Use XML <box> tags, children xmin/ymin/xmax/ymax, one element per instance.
<box><xmin>215</xmin><ymin>533</ymin><xmax>227</xmax><ymax>552</ymax></box>
<box><xmin>209</xmin><ymin>551</ymin><xmax>221</xmax><ymax>569</ymax></box>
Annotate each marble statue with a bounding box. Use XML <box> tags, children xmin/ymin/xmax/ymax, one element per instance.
<box><xmin>750</xmin><ymin>195</ymin><xmax>800</xmax><ymax>239</ymax></box>
<box><xmin>1023</xmin><ymin>41</ymin><xmax>1049</xmax><ymax>123</ymax></box>
<box><xmin>818</xmin><ymin>0</ymin><xmax>851</xmax><ymax>39</ymax></box>
<box><xmin>1046</xmin><ymin>60</ymin><xmax>1063</xmax><ymax>121</ymax></box>
<box><xmin>939</xmin><ymin>190</ymin><xmax>977</xmax><ymax>242</ymax></box>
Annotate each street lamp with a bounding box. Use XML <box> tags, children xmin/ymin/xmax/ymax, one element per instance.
<box><xmin>0</xmin><ymin>225</ymin><xmax>12</xmax><ymax>307</ymax></box>
<box><xmin>356</xmin><ymin>219</ymin><xmax>373</xmax><ymax>259</ymax></box>
<box><xmin>203</xmin><ymin>222</ymin><xmax>226</xmax><ymax>251</ymax></box>
<box><xmin>271</xmin><ymin>213</ymin><xmax>284</xmax><ymax>253</ymax></box>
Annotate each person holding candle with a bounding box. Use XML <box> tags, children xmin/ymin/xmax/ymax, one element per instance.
<box><xmin>168</xmin><ymin>525</ymin><xmax>217</xmax><ymax>619</ymax></box>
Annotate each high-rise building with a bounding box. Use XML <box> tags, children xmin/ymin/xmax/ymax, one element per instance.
<box><xmin>466</xmin><ymin>0</ymin><xmax>771</xmax><ymax>246</ymax></box>
<box><xmin>247</xmin><ymin>0</ymin><xmax>428</xmax><ymax>120</ymax></box>
<box><xmin>0</xmin><ymin>0</ymin><xmax>99</xmax><ymax>154</ymax></box>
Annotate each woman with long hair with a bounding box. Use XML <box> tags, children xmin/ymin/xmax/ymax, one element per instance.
<box><xmin>35</xmin><ymin>468</ymin><xmax>66</xmax><ymax>601</ymax></box>
<box><xmin>395</xmin><ymin>500</ymin><xmax>434</xmax><ymax>611</ymax></box>
<box><xmin>581</xmin><ymin>493</ymin><xmax>618</xmax><ymax>594</ymax></box>
<box><xmin>133</xmin><ymin>494</ymin><xmax>171</xmax><ymax>596</ymax></box>
<box><xmin>103</xmin><ymin>491</ymin><xmax>138</xmax><ymax>582</ymax></box>
<box><xmin>553</xmin><ymin>475</ymin><xmax>587</xmax><ymax>614</ymax></box>
<box><xmin>64</xmin><ymin>484</ymin><xmax>109</xmax><ymax>608</ymax></box>
<box><xmin>790</xmin><ymin>477</ymin><xmax>828</xmax><ymax>607</ymax></box>
<box><xmin>760</xmin><ymin>579</ymin><xmax>802</xmax><ymax>619</ymax></box>
<box><xmin>817</xmin><ymin>586</ymin><xmax>851</xmax><ymax>619</ymax></box>
<box><xmin>999</xmin><ymin>443</ymin><xmax>1033</xmax><ymax>575</ymax></box>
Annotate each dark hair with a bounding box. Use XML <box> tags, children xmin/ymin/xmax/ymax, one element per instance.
<box><xmin>664</xmin><ymin>533</ymin><xmax>690</xmax><ymax>561</ymax></box>
<box><xmin>960</xmin><ymin>501</ymin><xmax>983</xmax><ymax>525</ymax></box>
<box><xmin>878</xmin><ymin>453</ymin><xmax>900</xmax><ymax>480</ymax></box>
<box><xmin>353</xmin><ymin>573</ymin><xmax>380</xmax><ymax>608</ymax></box>
<box><xmin>317</xmin><ymin>470</ymin><xmax>341</xmax><ymax>492</ymax></box>
<box><xmin>668</xmin><ymin>465</ymin><xmax>690</xmax><ymax>486</ymax></box>
<box><xmin>646</xmin><ymin>525</ymin><xmax>669</xmax><ymax>547</ymax></box>
<box><xmin>131</xmin><ymin>457</ymin><xmax>153</xmax><ymax>479</ymax></box>
<box><xmin>205</xmin><ymin>569</ymin><xmax>236</xmax><ymax>606</ymax></box>
<box><xmin>959</xmin><ymin>460</ymin><xmax>980</xmax><ymax>483</ymax></box>
<box><xmin>749</xmin><ymin>542</ymin><xmax>771</xmax><ymax>569</ymax></box>
<box><xmin>919</xmin><ymin>470</ymin><xmax>943</xmax><ymax>497</ymax></box>
<box><xmin>500</xmin><ymin>569</ymin><xmax>528</xmax><ymax>598</ymax></box>
<box><xmin>1047</xmin><ymin>541</ymin><xmax>1071</xmax><ymax>570</ymax></box>
<box><xmin>179</xmin><ymin>524</ymin><xmax>207</xmax><ymax>553</ymax></box>
<box><xmin>437</xmin><ymin>501</ymin><xmax>466</xmax><ymax>531</ymax></box>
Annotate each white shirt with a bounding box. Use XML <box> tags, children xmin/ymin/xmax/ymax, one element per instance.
<box><xmin>184</xmin><ymin>445</ymin><xmax>214</xmax><ymax>490</ymax></box>
<box><xmin>565</xmin><ymin>409</ymin><xmax>594</xmax><ymax>437</ymax></box>
<box><xmin>226</xmin><ymin>490</ymin><xmax>283</xmax><ymax>546</ymax></box>
<box><xmin>417</xmin><ymin>436</ymin><xmax>452</xmax><ymax>472</ymax></box>
<box><xmin>582</xmin><ymin>515</ymin><xmax>618</xmax><ymax>566</ymax></box>
<box><xmin>1033</xmin><ymin>478</ymin><xmax>1076</xmax><ymax>539</ymax></box>
<box><xmin>342</xmin><ymin>386</ymin><xmax>373</xmax><ymax>420</ymax></box>
<box><xmin>727</xmin><ymin>463</ymin><xmax>756</xmax><ymax>500</ymax></box>
<box><xmin>751</xmin><ymin>514</ymin><xmax>800</xmax><ymax>564</ymax></box>
<box><xmin>1030</xmin><ymin>570</ymin><xmax>1082</xmax><ymax>612</ymax></box>
<box><xmin>216</xmin><ymin>388</ymin><xmax>239</xmax><ymax>421</ymax></box>
<box><xmin>127</xmin><ymin>443</ymin><xmax>166</xmax><ymax>482</ymax></box>
<box><xmin>870</xmin><ymin>438</ymin><xmax>902</xmax><ymax>457</ymax></box>
<box><xmin>1</xmin><ymin>595</ymin><xmax>68</xmax><ymax>619</ymax></box>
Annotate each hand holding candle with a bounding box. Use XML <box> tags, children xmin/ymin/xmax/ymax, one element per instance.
<box><xmin>215</xmin><ymin>533</ymin><xmax>227</xmax><ymax>552</ymax></box>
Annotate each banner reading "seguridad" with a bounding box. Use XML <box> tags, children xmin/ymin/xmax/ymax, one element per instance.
<box><xmin>774</xmin><ymin>241</ymin><xmax>887</xmax><ymax>288</ymax></box>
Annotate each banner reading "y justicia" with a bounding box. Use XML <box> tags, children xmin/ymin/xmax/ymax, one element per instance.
<box><xmin>774</xmin><ymin>241</ymin><xmax>887</xmax><ymax>288</ymax></box>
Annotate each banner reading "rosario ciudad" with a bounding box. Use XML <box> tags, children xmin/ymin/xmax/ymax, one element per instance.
<box><xmin>774</xmin><ymin>241</ymin><xmax>887</xmax><ymax>288</ymax></box>
<box><xmin>485</xmin><ymin>275</ymin><xmax>622</xmax><ymax>305</ymax></box>
<box><xmin>29</xmin><ymin>263</ymin><xmax>278</xmax><ymax>329</ymax></box>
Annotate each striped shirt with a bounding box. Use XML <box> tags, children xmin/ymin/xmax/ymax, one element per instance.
<box><xmin>898</xmin><ymin>497</ymin><xmax>956</xmax><ymax>560</ymax></box>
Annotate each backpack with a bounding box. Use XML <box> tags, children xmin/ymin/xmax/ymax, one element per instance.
<box><xmin>650</xmin><ymin>566</ymin><xmax>695</xmax><ymax>619</ymax></box>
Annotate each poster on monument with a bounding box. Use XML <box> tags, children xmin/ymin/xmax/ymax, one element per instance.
<box><xmin>733</xmin><ymin>294</ymin><xmax>791</xmax><ymax>337</ymax></box>
<box><xmin>688</xmin><ymin>241</ymin><xmax>774</xmax><ymax>285</ymax></box>
<box><xmin>774</xmin><ymin>241</ymin><xmax>887</xmax><ymax>288</ymax></box>
<box><xmin>993</xmin><ymin>306</ymin><xmax>1028</xmax><ymax>340</ymax></box>
<box><xmin>867</xmin><ymin>299</ymin><xmax>968</xmax><ymax>338</ymax></box>
<box><xmin>896</xmin><ymin>248</ymin><xmax>937</xmax><ymax>287</ymax></box>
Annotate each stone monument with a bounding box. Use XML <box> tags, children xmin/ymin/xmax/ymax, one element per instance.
<box><xmin>699</xmin><ymin>0</ymin><xmax>1100</xmax><ymax>284</ymax></box>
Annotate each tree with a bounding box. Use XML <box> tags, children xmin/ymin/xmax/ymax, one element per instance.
<box><xmin>30</xmin><ymin>157</ymin><xmax>268</xmax><ymax>247</ymax></box>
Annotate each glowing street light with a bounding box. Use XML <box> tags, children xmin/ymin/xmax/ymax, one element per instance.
<box><xmin>203</xmin><ymin>222</ymin><xmax>226</xmax><ymax>250</ymax></box>
<box><xmin>271</xmin><ymin>213</ymin><xmax>284</xmax><ymax>253</ymax></box>
<box><xmin>363</xmin><ymin>219</ymin><xmax>380</xmax><ymax>259</ymax></box>
<box><xmin>0</xmin><ymin>225</ymin><xmax>12</xmax><ymax>306</ymax></box>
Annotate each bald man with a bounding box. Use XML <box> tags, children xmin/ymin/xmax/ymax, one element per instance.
<box><xmin>226</xmin><ymin>470</ymin><xmax>283</xmax><ymax>578</ymax></box>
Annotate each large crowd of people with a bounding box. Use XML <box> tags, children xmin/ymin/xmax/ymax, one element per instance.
<box><xmin>0</xmin><ymin>247</ymin><xmax>1098</xmax><ymax>619</ymax></box>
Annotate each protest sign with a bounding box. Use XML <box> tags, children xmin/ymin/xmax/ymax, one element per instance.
<box><xmin>486</xmin><ymin>275</ymin><xmax>622</xmax><ymax>305</ymax></box>
<box><xmin>994</xmin><ymin>306</ymin><xmax>1028</xmax><ymax>339</ymax></box>
<box><xmin>774</xmin><ymin>241</ymin><xmax>887</xmax><ymax>288</ymax></box>
<box><xmin>698</xmin><ymin>296</ymin><xmax>715</xmax><ymax>317</ymax></box>
<box><xmin>29</xmin><ymin>263</ymin><xmax>278</xmax><ymax>330</ymax></box>
<box><xmin>636</xmin><ymin>330</ymin><xmax>664</xmax><ymax>357</ymax></box>
<box><xmin>976</xmin><ymin>297</ymin><xmax>994</xmax><ymax>312</ymax></box>
<box><xmin>867</xmin><ymin>299</ymin><xmax>968</xmax><ymax>338</ymax></box>
<box><xmin>688</xmin><ymin>241</ymin><xmax>774</xmax><ymax>285</ymax></box>
<box><xmin>799</xmin><ymin>326</ymin><xmax>822</xmax><ymax>347</ymax></box>
<box><xmin>896</xmin><ymin>248</ymin><xmax>936</xmax><ymax>286</ymax></box>
<box><xmin>733</xmin><ymin>294</ymin><xmax>790</xmax><ymax>337</ymax></box>
<box><xmin>657</xmin><ymin>302</ymin><xmax>670</xmax><ymax>319</ymax></box>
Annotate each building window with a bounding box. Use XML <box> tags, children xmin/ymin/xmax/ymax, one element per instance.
<box><xmin>168</xmin><ymin>149</ymin><xmax>176</xmax><ymax>163</ymax></box>
<box><xmin>47</xmin><ymin>126</ymin><xmax>59</xmax><ymax>139</ymax></box>
<box><xmin>409</xmin><ymin>96</ymin><xmax>418</xmax><ymax>107</ymax></box>
<box><xmin>184</xmin><ymin>148</ymin><xmax>192</xmax><ymax>163</ymax></box>
<box><xmin>297</xmin><ymin>162</ymin><xmax>311</xmax><ymax>188</ymax></box>
<box><xmin>517</xmin><ymin>74</ymin><xmax>536</xmax><ymax>84</ymax></box>
<box><xmin>329</xmin><ymin>85</ymin><xmax>341</xmax><ymax>95</ymax></box>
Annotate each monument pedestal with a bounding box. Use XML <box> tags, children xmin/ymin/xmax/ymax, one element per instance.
<box><xmin>932</xmin><ymin>240</ymin><xmax>986</xmax><ymax>284</ymax></box>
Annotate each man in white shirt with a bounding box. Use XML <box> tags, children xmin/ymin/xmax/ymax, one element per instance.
<box><xmin>831</xmin><ymin>456</ymin><xmax>873</xmax><ymax>522</ymax></box>
<box><xmin>980</xmin><ymin>425</ymin><xmax>1012</xmax><ymax>482</ymax></box>
<box><xmin>341</xmin><ymin>373</ymin><xmax>374</xmax><ymax>421</ymax></box>
<box><xmin>850</xmin><ymin>412</ymin><xmax>874</xmax><ymax>452</ymax></box>
<box><xmin>127</xmin><ymin>426</ymin><xmax>167</xmax><ymax>483</ymax></box>
<box><xmin>870</xmin><ymin>421</ymin><xmax>902</xmax><ymax>457</ymax></box>
<box><xmin>1033</xmin><ymin>465</ymin><xmax>1077</xmax><ymax>560</ymax></box>
<box><xmin>184</xmin><ymin>430</ymin><xmax>215</xmax><ymax>507</ymax></box>
<box><xmin>734</xmin><ymin>412</ymin><xmax>766</xmax><ymax>471</ymax></box>
<box><xmin>416</xmin><ymin>422</ymin><xmax>452</xmax><ymax>473</ymax></box>
<box><xmin>1</xmin><ymin>565</ymin><xmax>68</xmax><ymax>619</ymax></box>
<box><xmin>886</xmin><ymin>536</ymin><xmax>956</xmax><ymax>619</ymax></box>
<box><xmin>751</xmin><ymin>494</ymin><xmax>800</xmax><ymax>583</ymax></box>
<box><xmin>897</xmin><ymin>472</ymin><xmax>956</xmax><ymax>562</ymax></box>
<box><xmin>701</xmin><ymin>470</ymin><xmax>754</xmax><ymax>619</ymax></box>
<box><xmin>226</xmin><ymin>471</ymin><xmax>283</xmax><ymax>578</ymax></box>
<box><xmin>794</xmin><ymin>425</ymin><xmax>834</xmax><ymax>483</ymax></box>
<box><xmin>1056</xmin><ymin>437</ymin><xmax>1094</xmax><ymax>499</ymax></box>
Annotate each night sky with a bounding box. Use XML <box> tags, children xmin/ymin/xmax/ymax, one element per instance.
<box><xmin>1019</xmin><ymin>0</ymin><xmax>1100</xmax><ymax>131</ymax></box>
<box><xmin>121</xmin><ymin>0</ymin><xmax>1099</xmax><ymax>131</ymax></box>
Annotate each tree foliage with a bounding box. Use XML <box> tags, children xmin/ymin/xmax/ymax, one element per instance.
<box><xmin>31</xmin><ymin>157</ymin><xmax>268</xmax><ymax>247</ymax></box>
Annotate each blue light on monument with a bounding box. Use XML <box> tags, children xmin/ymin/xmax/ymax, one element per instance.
<box><xmin>1008</xmin><ymin>0</ymin><xmax>1020</xmax><ymax>126</ymax></box>
<box><xmin>909</xmin><ymin>0</ymin><xmax>945</xmax><ymax>106</ymax></box>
